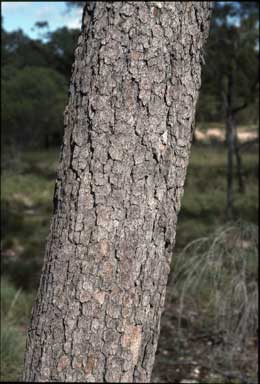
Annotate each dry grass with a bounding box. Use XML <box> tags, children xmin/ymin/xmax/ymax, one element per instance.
<box><xmin>0</xmin><ymin>278</ymin><xmax>35</xmax><ymax>381</ymax></box>
<box><xmin>169</xmin><ymin>221</ymin><xmax>258</xmax><ymax>378</ymax></box>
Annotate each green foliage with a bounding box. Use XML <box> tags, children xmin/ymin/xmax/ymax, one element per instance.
<box><xmin>1</xmin><ymin>23</ymin><xmax>80</xmax><ymax>80</ymax></box>
<box><xmin>1</xmin><ymin>22</ymin><xmax>80</xmax><ymax>154</ymax></box>
<box><xmin>198</xmin><ymin>2</ymin><xmax>259</xmax><ymax>124</ymax></box>
<box><xmin>1</xmin><ymin>28</ymin><xmax>50</xmax><ymax>69</ymax></box>
<box><xmin>46</xmin><ymin>27</ymin><xmax>80</xmax><ymax>78</ymax></box>
<box><xmin>2</xmin><ymin>66</ymin><xmax>67</xmax><ymax>150</ymax></box>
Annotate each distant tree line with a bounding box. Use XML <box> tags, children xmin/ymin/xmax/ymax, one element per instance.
<box><xmin>198</xmin><ymin>1</ymin><xmax>259</xmax><ymax>126</ymax></box>
<box><xmin>1</xmin><ymin>17</ymin><xmax>80</xmax><ymax>151</ymax></box>
<box><xmin>197</xmin><ymin>1</ymin><xmax>259</xmax><ymax>219</ymax></box>
<box><xmin>1</xmin><ymin>2</ymin><xmax>259</xmax><ymax>155</ymax></box>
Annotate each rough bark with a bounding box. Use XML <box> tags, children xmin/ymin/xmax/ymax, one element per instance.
<box><xmin>23</xmin><ymin>2</ymin><xmax>213</xmax><ymax>382</ymax></box>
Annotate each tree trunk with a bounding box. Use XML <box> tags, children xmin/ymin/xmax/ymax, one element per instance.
<box><xmin>23</xmin><ymin>2</ymin><xmax>213</xmax><ymax>382</ymax></box>
<box><xmin>234</xmin><ymin>125</ymin><xmax>245</xmax><ymax>193</ymax></box>
<box><xmin>226</xmin><ymin>111</ymin><xmax>234</xmax><ymax>219</ymax></box>
<box><xmin>225</xmin><ymin>72</ymin><xmax>234</xmax><ymax>220</ymax></box>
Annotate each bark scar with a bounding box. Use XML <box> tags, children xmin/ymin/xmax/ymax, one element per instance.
<box><xmin>121</xmin><ymin>325</ymin><xmax>142</xmax><ymax>366</ymax></box>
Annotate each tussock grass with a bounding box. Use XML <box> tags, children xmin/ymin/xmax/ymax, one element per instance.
<box><xmin>0</xmin><ymin>278</ymin><xmax>35</xmax><ymax>381</ymax></box>
<box><xmin>1</xmin><ymin>277</ymin><xmax>34</xmax><ymax>325</ymax></box>
<box><xmin>171</xmin><ymin>221</ymin><xmax>258</xmax><ymax>371</ymax></box>
<box><xmin>0</xmin><ymin>321</ymin><xmax>25</xmax><ymax>381</ymax></box>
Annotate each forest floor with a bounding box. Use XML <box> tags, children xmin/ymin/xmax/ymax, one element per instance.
<box><xmin>152</xmin><ymin>293</ymin><xmax>258</xmax><ymax>383</ymax></box>
<box><xmin>152</xmin><ymin>219</ymin><xmax>258</xmax><ymax>383</ymax></box>
<box><xmin>1</xmin><ymin>133</ymin><xmax>258</xmax><ymax>382</ymax></box>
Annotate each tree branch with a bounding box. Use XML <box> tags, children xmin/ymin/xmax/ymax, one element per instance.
<box><xmin>231</xmin><ymin>101</ymin><xmax>248</xmax><ymax>115</ymax></box>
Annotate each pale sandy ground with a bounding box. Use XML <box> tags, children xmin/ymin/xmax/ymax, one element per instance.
<box><xmin>195</xmin><ymin>127</ymin><xmax>258</xmax><ymax>143</ymax></box>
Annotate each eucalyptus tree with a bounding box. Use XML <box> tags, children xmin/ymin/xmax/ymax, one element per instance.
<box><xmin>198</xmin><ymin>1</ymin><xmax>259</xmax><ymax>216</ymax></box>
<box><xmin>23</xmin><ymin>2</ymin><xmax>213</xmax><ymax>382</ymax></box>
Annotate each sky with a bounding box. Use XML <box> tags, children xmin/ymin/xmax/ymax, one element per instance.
<box><xmin>1</xmin><ymin>2</ymin><xmax>82</xmax><ymax>39</ymax></box>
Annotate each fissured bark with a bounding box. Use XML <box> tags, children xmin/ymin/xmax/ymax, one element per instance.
<box><xmin>23</xmin><ymin>2</ymin><xmax>213</xmax><ymax>382</ymax></box>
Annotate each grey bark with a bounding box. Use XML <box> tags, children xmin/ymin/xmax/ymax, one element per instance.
<box><xmin>23</xmin><ymin>2</ymin><xmax>213</xmax><ymax>382</ymax></box>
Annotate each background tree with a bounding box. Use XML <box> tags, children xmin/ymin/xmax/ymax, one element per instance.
<box><xmin>1</xmin><ymin>21</ymin><xmax>80</xmax><ymax>158</ymax></box>
<box><xmin>23</xmin><ymin>2</ymin><xmax>213</xmax><ymax>382</ymax></box>
<box><xmin>198</xmin><ymin>2</ymin><xmax>259</xmax><ymax>126</ymax></box>
<box><xmin>197</xmin><ymin>1</ymin><xmax>259</xmax><ymax>218</ymax></box>
<box><xmin>2</xmin><ymin>66</ymin><xmax>67</xmax><ymax>149</ymax></box>
<box><xmin>46</xmin><ymin>27</ymin><xmax>81</xmax><ymax>79</ymax></box>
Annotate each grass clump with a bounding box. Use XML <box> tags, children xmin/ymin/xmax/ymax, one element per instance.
<box><xmin>0</xmin><ymin>277</ymin><xmax>35</xmax><ymax>381</ymax></box>
<box><xmin>1</xmin><ymin>277</ymin><xmax>35</xmax><ymax>325</ymax></box>
<box><xmin>0</xmin><ymin>321</ymin><xmax>25</xmax><ymax>381</ymax></box>
<box><xmin>170</xmin><ymin>221</ymin><xmax>258</xmax><ymax>378</ymax></box>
